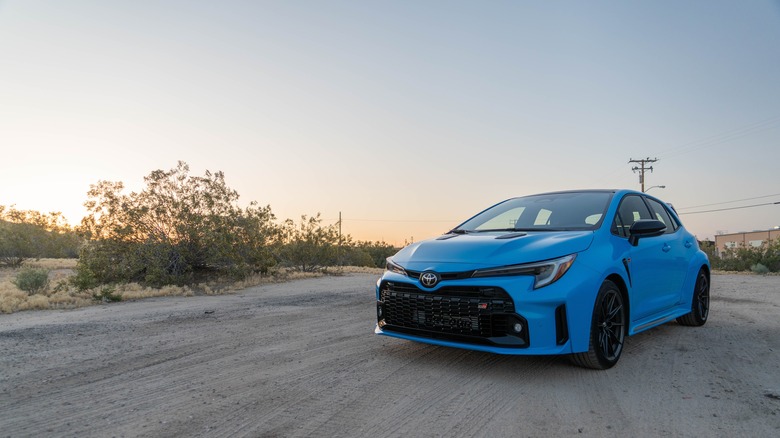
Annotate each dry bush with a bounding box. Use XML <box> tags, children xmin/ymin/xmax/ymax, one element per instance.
<box><xmin>0</xmin><ymin>287</ymin><xmax>28</xmax><ymax>313</ymax></box>
<box><xmin>0</xmin><ymin>286</ymin><xmax>89</xmax><ymax>313</ymax></box>
<box><xmin>46</xmin><ymin>291</ymin><xmax>93</xmax><ymax>309</ymax></box>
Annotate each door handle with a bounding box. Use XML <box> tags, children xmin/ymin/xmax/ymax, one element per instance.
<box><xmin>662</xmin><ymin>243</ymin><xmax>671</xmax><ymax>252</ymax></box>
<box><xmin>684</xmin><ymin>241</ymin><xmax>692</xmax><ymax>248</ymax></box>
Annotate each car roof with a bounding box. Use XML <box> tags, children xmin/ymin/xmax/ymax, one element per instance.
<box><xmin>511</xmin><ymin>189</ymin><xmax>639</xmax><ymax>198</ymax></box>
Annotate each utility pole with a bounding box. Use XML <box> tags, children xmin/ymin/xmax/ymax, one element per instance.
<box><xmin>338</xmin><ymin>211</ymin><xmax>342</xmax><ymax>266</ymax></box>
<box><xmin>629</xmin><ymin>157</ymin><xmax>658</xmax><ymax>192</ymax></box>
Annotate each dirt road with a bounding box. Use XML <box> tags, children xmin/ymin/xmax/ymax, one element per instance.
<box><xmin>1</xmin><ymin>274</ymin><xmax>779</xmax><ymax>437</ymax></box>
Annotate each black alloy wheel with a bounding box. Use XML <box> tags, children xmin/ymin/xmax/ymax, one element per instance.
<box><xmin>571</xmin><ymin>280</ymin><xmax>626</xmax><ymax>370</ymax></box>
<box><xmin>677</xmin><ymin>268</ymin><xmax>709</xmax><ymax>327</ymax></box>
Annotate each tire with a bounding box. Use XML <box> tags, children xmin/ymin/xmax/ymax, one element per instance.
<box><xmin>571</xmin><ymin>280</ymin><xmax>626</xmax><ymax>370</ymax></box>
<box><xmin>676</xmin><ymin>268</ymin><xmax>709</xmax><ymax>327</ymax></box>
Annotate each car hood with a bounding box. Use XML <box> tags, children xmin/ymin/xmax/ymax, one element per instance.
<box><xmin>392</xmin><ymin>231</ymin><xmax>594</xmax><ymax>272</ymax></box>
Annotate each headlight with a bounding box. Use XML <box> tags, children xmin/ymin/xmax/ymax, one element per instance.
<box><xmin>471</xmin><ymin>254</ymin><xmax>576</xmax><ymax>289</ymax></box>
<box><xmin>385</xmin><ymin>258</ymin><xmax>407</xmax><ymax>276</ymax></box>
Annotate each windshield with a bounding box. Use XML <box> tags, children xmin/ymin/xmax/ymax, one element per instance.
<box><xmin>456</xmin><ymin>192</ymin><xmax>612</xmax><ymax>232</ymax></box>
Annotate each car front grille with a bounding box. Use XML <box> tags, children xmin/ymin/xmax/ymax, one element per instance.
<box><xmin>377</xmin><ymin>281</ymin><xmax>528</xmax><ymax>348</ymax></box>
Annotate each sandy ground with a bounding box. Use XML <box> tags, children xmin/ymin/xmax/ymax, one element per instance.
<box><xmin>1</xmin><ymin>273</ymin><xmax>779</xmax><ymax>437</ymax></box>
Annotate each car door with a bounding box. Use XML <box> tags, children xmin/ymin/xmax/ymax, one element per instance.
<box><xmin>611</xmin><ymin>195</ymin><xmax>683</xmax><ymax>321</ymax></box>
<box><xmin>643</xmin><ymin>196</ymin><xmax>690</xmax><ymax>304</ymax></box>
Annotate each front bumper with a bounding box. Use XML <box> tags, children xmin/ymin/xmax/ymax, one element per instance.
<box><xmin>375</xmin><ymin>267</ymin><xmax>600</xmax><ymax>355</ymax></box>
<box><xmin>376</xmin><ymin>281</ymin><xmax>529</xmax><ymax>348</ymax></box>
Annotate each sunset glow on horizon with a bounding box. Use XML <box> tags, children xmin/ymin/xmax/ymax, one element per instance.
<box><xmin>2</xmin><ymin>1</ymin><xmax>779</xmax><ymax>246</ymax></box>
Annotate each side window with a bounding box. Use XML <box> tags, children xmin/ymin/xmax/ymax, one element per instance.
<box><xmin>612</xmin><ymin>195</ymin><xmax>653</xmax><ymax>238</ymax></box>
<box><xmin>645</xmin><ymin>197</ymin><xmax>677</xmax><ymax>234</ymax></box>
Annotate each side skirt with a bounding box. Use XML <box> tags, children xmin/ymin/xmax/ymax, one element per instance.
<box><xmin>628</xmin><ymin>305</ymin><xmax>691</xmax><ymax>336</ymax></box>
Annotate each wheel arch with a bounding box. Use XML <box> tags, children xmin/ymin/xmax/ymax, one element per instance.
<box><xmin>605</xmin><ymin>273</ymin><xmax>630</xmax><ymax>322</ymax></box>
<box><xmin>700</xmin><ymin>263</ymin><xmax>711</xmax><ymax>281</ymax></box>
<box><xmin>569</xmin><ymin>271</ymin><xmax>629</xmax><ymax>354</ymax></box>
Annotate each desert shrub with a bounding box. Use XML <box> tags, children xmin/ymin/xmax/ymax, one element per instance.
<box><xmin>77</xmin><ymin>162</ymin><xmax>279</xmax><ymax>287</ymax></box>
<box><xmin>275</xmin><ymin>219</ymin><xmax>399</xmax><ymax>270</ymax></box>
<box><xmin>92</xmin><ymin>285</ymin><xmax>122</xmax><ymax>302</ymax></box>
<box><xmin>354</xmin><ymin>240</ymin><xmax>399</xmax><ymax>267</ymax></box>
<box><xmin>342</xmin><ymin>247</ymin><xmax>376</xmax><ymax>267</ymax></box>
<box><xmin>335</xmin><ymin>241</ymin><xmax>399</xmax><ymax>268</ymax></box>
<box><xmin>763</xmin><ymin>238</ymin><xmax>780</xmax><ymax>272</ymax></box>
<box><xmin>12</xmin><ymin>267</ymin><xmax>50</xmax><ymax>295</ymax></box>
<box><xmin>751</xmin><ymin>263</ymin><xmax>769</xmax><ymax>275</ymax></box>
<box><xmin>716</xmin><ymin>246</ymin><xmax>761</xmax><ymax>272</ymax></box>
<box><xmin>0</xmin><ymin>206</ymin><xmax>81</xmax><ymax>267</ymax></box>
<box><xmin>712</xmin><ymin>238</ymin><xmax>780</xmax><ymax>273</ymax></box>
<box><xmin>276</xmin><ymin>214</ymin><xmax>339</xmax><ymax>271</ymax></box>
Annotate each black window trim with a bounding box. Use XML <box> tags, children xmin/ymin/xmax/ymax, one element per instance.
<box><xmin>611</xmin><ymin>193</ymin><xmax>682</xmax><ymax>239</ymax></box>
<box><xmin>642</xmin><ymin>195</ymin><xmax>680</xmax><ymax>234</ymax></box>
<box><xmin>611</xmin><ymin>194</ymin><xmax>654</xmax><ymax>239</ymax></box>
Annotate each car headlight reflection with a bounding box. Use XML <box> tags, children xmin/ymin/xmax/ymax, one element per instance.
<box><xmin>471</xmin><ymin>254</ymin><xmax>576</xmax><ymax>289</ymax></box>
<box><xmin>385</xmin><ymin>258</ymin><xmax>407</xmax><ymax>276</ymax></box>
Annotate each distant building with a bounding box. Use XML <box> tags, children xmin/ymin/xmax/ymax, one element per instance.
<box><xmin>714</xmin><ymin>229</ymin><xmax>780</xmax><ymax>256</ymax></box>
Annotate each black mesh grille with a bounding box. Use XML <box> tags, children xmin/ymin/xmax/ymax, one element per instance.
<box><xmin>378</xmin><ymin>281</ymin><xmax>528</xmax><ymax>347</ymax></box>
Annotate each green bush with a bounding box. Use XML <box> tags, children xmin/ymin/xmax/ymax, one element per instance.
<box><xmin>75</xmin><ymin>162</ymin><xmax>401</xmax><ymax>288</ymax></box>
<box><xmin>77</xmin><ymin>162</ymin><xmax>279</xmax><ymax>287</ymax></box>
<box><xmin>12</xmin><ymin>267</ymin><xmax>50</xmax><ymax>295</ymax></box>
<box><xmin>710</xmin><ymin>238</ymin><xmax>780</xmax><ymax>273</ymax></box>
<box><xmin>276</xmin><ymin>214</ymin><xmax>339</xmax><ymax>271</ymax></box>
<box><xmin>0</xmin><ymin>206</ymin><xmax>81</xmax><ymax>267</ymax></box>
<box><xmin>353</xmin><ymin>240</ymin><xmax>399</xmax><ymax>267</ymax></box>
<box><xmin>751</xmin><ymin>263</ymin><xmax>770</xmax><ymax>275</ymax></box>
<box><xmin>92</xmin><ymin>285</ymin><xmax>122</xmax><ymax>302</ymax></box>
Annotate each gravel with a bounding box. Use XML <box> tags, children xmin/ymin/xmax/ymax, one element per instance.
<box><xmin>1</xmin><ymin>273</ymin><xmax>779</xmax><ymax>437</ymax></box>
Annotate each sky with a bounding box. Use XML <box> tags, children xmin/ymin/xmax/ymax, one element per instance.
<box><xmin>1</xmin><ymin>1</ymin><xmax>779</xmax><ymax>246</ymax></box>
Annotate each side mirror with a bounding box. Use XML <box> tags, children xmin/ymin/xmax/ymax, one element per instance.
<box><xmin>628</xmin><ymin>219</ymin><xmax>666</xmax><ymax>246</ymax></box>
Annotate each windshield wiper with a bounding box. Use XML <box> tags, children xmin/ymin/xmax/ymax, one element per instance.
<box><xmin>447</xmin><ymin>228</ymin><xmax>471</xmax><ymax>234</ymax></box>
<box><xmin>475</xmin><ymin>227</ymin><xmax>569</xmax><ymax>233</ymax></box>
<box><xmin>473</xmin><ymin>228</ymin><xmax>534</xmax><ymax>233</ymax></box>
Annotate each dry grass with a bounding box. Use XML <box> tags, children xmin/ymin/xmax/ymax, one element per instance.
<box><xmin>328</xmin><ymin>266</ymin><xmax>384</xmax><ymax>275</ymax></box>
<box><xmin>0</xmin><ymin>262</ymin><xmax>381</xmax><ymax>314</ymax></box>
<box><xmin>22</xmin><ymin>258</ymin><xmax>79</xmax><ymax>270</ymax></box>
<box><xmin>712</xmin><ymin>269</ymin><xmax>779</xmax><ymax>276</ymax></box>
<box><xmin>0</xmin><ymin>284</ymin><xmax>93</xmax><ymax>314</ymax></box>
<box><xmin>115</xmin><ymin>283</ymin><xmax>194</xmax><ymax>300</ymax></box>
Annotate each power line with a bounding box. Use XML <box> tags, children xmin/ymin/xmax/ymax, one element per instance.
<box><xmin>589</xmin><ymin>116</ymin><xmax>780</xmax><ymax>189</ymax></box>
<box><xmin>657</xmin><ymin>115</ymin><xmax>780</xmax><ymax>160</ymax></box>
<box><xmin>678</xmin><ymin>201</ymin><xmax>780</xmax><ymax>215</ymax></box>
<box><xmin>676</xmin><ymin>193</ymin><xmax>780</xmax><ymax>210</ymax></box>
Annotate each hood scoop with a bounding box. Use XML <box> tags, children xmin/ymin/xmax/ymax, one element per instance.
<box><xmin>495</xmin><ymin>232</ymin><xmax>527</xmax><ymax>240</ymax></box>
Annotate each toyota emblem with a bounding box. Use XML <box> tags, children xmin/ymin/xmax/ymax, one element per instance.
<box><xmin>420</xmin><ymin>271</ymin><xmax>440</xmax><ymax>288</ymax></box>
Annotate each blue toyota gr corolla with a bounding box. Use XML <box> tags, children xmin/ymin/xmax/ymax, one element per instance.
<box><xmin>375</xmin><ymin>189</ymin><xmax>710</xmax><ymax>369</ymax></box>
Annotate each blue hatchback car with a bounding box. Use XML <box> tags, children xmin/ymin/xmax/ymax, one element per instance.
<box><xmin>375</xmin><ymin>190</ymin><xmax>710</xmax><ymax>369</ymax></box>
